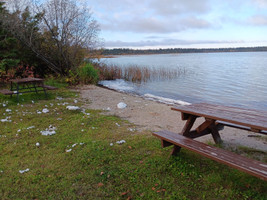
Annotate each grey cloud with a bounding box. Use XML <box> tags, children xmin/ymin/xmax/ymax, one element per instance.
<box><xmin>248</xmin><ymin>15</ymin><xmax>267</xmax><ymax>25</ymax></box>
<box><xmin>150</xmin><ymin>0</ymin><xmax>211</xmax><ymax>16</ymax></box>
<box><xmin>101</xmin><ymin>16</ymin><xmax>211</xmax><ymax>33</ymax></box>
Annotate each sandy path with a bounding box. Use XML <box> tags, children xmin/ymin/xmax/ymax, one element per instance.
<box><xmin>78</xmin><ymin>85</ymin><xmax>267</xmax><ymax>152</ymax></box>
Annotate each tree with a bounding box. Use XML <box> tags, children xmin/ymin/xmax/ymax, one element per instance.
<box><xmin>0</xmin><ymin>0</ymin><xmax>100</xmax><ymax>75</ymax></box>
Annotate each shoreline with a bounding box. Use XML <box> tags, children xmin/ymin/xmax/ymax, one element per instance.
<box><xmin>78</xmin><ymin>85</ymin><xmax>267</xmax><ymax>152</ymax></box>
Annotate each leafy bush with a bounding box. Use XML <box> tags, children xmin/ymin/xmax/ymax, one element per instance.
<box><xmin>77</xmin><ymin>63</ymin><xmax>99</xmax><ymax>84</ymax></box>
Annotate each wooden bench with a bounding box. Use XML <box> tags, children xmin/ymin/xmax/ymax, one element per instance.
<box><xmin>0</xmin><ymin>89</ymin><xmax>14</xmax><ymax>96</ymax></box>
<box><xmin>153</xmin><ymin>103</ymin><xmax>267</xmax><ymax>181</ymax></box>
<box><xmin>153</xmin><ymin>130</ymin><xmax>267</xmax><ymax>181</ymax></box>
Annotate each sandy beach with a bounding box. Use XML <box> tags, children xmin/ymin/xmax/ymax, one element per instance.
<box><xmin>78</xmin><ymin>85</ymin><xmax>267</xmax><ymax>152</ymax></box>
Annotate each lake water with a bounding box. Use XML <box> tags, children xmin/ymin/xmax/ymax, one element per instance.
<box><xmin>99</xmin><ymin>52</ymin><xmax>267</xmax><ymax>111</ymax></box>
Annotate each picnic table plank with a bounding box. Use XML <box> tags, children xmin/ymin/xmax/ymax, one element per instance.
<box><xmin>172</xmin><ymin>103</ymin><xmax>267</xmax><ymax>132</ymax></box>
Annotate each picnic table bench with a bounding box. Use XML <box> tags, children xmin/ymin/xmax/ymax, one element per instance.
<box><xmin>0</xmin><ymin>77</ymin><xmax>57</xmax><ymax>101</ymax></box>
<box><xmin>153</xmin><ymin>103</ymin><xmax>267</xmax><ymax>181</ymax></box>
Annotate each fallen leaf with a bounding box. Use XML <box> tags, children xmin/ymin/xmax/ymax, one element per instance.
<box><xmin>121</xmin><ymin>191</ymin><xmax>129</xmax><ymax>196</ymax></box>
<box><xmin>97</xmin><ymin>182</ymin><xmax>104</xmax><ymax>187</ymax></box>
<box><xmin>100</xmin><ymin>172</ymin><xmax>104</xmax><ymax>176</ymax></box>
<box><xmin>152</xmin><ymin>187</ymin><xmax>155</xmax><ymax>191</ymax></box>
<box><xmin>128</xmin><ymin>146</ymin><xmax>132</xmax><ymax>149</ymax></box>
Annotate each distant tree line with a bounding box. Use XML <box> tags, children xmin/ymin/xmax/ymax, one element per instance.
<box><xmin>102</xmin><ymin>46</ymin><xmax>267</xmax><ymax>55</ymax></box>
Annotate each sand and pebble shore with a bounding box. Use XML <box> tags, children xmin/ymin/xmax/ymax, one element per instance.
<box><xmin>78</xmin><ymin>85</ymin><xmax>267</xmax><ymax>152</ymax></box>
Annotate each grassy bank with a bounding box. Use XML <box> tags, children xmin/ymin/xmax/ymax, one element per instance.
<box><xmin>0</xmin><ymin>87</ymin><xmax>266</xmax><ymax>199</ymax></box>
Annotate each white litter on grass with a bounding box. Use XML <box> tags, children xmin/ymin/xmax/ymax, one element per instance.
<box><xmin>81</xmin><ymin>129</ymin><xmax>84</xmax><ymax>132</ymax></box>
<box><xmin>116</xmin><ymin>140</ymin><xmax>126</xmax><ymax>144</ymax></box>
<box><xmin>72</xmin><ymin>143</ymin><xmax>77</xmax><ymax>147</ymax></box>
<box><xmin>2</xmin><ymin>104</ymin><xmax>6</xmax><ymax>107</ymax></box>
<box><xmin>5</xmin><ymin>109</ymin><xmax>11</xmax><ymax>112</ymax></box>
<box><xmin>56</xmin><ymin>96</ymin><xmax>63</xmax><ymax>100</ymax></box>
<box><xmin>110</xmin><ymin>143</ymin><xmax>113</xmax><ymax>146</ymax></box>
<box><xmin>66</xmin><ymin>149</ymin><xmax>72</xmax><ymax>152</ymax></box>
<box><xmin>115</xmin><ymin>123</ymin><xmax>120</xmax><ymax>127</ymax></box>
<box><xmin>117</xmin><ymin>102</ymin><xmax>127</xmax><ymax>109</ymax></box>
<box><xmin>36</xmin><ymin>142</ymin><xmax>40</xmax><ymax>147</ymax></box>
<box><xmin>37</xmin><ymin>111</ymin><xmax>42</xmax><ymax>114</ymax></box>
<box><xmin>32</xmin><ymin>100</ymin><xmax>35</xmax><ymax>104</ymax></box>
<box><xmin>19</xmin><ymin>168</ymin><xmax>30</xmax><ymax>174</ymax></box>
<box><xmin>27</xmin><ymin>126</ymin><xmax>35</xmax><ymax>130</ymax></box>
<box><xmin>42</xmin><ymin>108</ymin><xmax>49</xmax><ymax>113</ymax></box>
<box><xmin>57</xmin><ymin>118</ymin><xmax>62</xmax><ymax>120</ymax></box>
<box><xmin>103</xmin><ymin>107</ymin><xmax>111</xmax><ymax>111</ymax></box>
<box><xmin>1</xmin><ymin>117</ymin><xmax>11</xmax><ymax>122</ymax></box>
<box><xmin>74</xmin><ymin>99</ymin><xmax>78</xmax><ymax>103</ymax></box>
<box><xmin>128</xmin><ymin>128</ymin><xmax>135</xmax><ymax>132</ymax></box>
<box><xmin>41</xmin><ymin>125</ymin><xmax>57</xmax><ymax>136</ymax></box>
<box><xmin>80</xmin><ymin>143</ymin><xmax>84</xmax><ymax>145</ymax></box>
<box><xmin>66</xmin><ymin>106</ymin><xmax>80</xmax><ymax>111</ymax></box>
<box><xmin>81</xmin><ymin>109</ymin><xmax>90</xmax><ymax>116</ymax></box>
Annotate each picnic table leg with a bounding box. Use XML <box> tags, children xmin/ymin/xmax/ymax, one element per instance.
<box><xmin>209</xmin><ymin>123</ymin><xmax>222</xmax><ymax>144</ymax></box>
<box><xmin>16</xmin><ymin>83</ymin><xmax>19</xmax><ymax>102</ymax></box>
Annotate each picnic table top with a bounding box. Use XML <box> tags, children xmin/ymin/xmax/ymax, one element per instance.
<box><xmin>10</xmin><ymin>77</ymin><xmax>44</xmax><ymax>84</ymax></box>
<box><xmin>172</xmin><ymin>103</ymin><xmax>267</xmax><ymax>132</ymax></box>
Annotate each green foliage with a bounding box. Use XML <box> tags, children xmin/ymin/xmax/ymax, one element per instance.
<box><xmin>77</xmin><ymin>63</ymin><xmax>99</xmax><ymax>84</ymax></box>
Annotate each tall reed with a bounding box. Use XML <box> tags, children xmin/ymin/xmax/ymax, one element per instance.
<box><xmin>95</xmin><ymin>63</ymin><xmax>187</xmax><ymax>83</ymax></box>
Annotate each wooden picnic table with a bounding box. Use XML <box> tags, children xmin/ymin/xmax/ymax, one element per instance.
<box><xmin>0</xmin><ymin>77</ymin><xmax>57</xmax><ymax>101</ymax></box>
<box><xmin>153</xmin><ymin>103</ymin><xmax>267</xmax><ymax>181</ymax></box>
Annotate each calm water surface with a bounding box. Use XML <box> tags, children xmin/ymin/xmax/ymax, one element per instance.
<box><xmin>100</xmin><ymin>52</ymin><xmax>267</xmax><ymax>110</ymax></box>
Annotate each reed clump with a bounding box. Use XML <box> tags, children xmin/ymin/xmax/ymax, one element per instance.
<box><xmin>96</xmin><ymin>63</ymin><xmax>186</xmax><ymax>83</ymax></box>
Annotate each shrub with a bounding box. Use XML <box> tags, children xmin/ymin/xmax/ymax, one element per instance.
<box><xmin>77</xmin><ymin>63</ymin><xmax>99</xmax><ymax>84</ymax></box>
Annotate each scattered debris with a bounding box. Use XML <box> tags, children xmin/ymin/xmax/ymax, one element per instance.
<box><xmin>72</xmin><ymin>143</ymin><xmax>77</xmax><ymax>147</ymax></box>
<box><xmin>117</xmin><ymin>102</ymin><xmax>127</xmax><ymax>109</ymax></box>
<box><xmin>42</xmin><ymin>108</ymin><xmax>49</xmax><ymax>113</ymax></box>
<box><xmin>103</xmin><ymin>107</ymin><xmax>111</xmax><ymax>111</ymax></box>
<box><xmin>1</xmin><ymin>117</ymin><xmax>12</xmax><ymax>122</ymax></box>
<box><xmin>41</xmin><ymin>125</ymin><xmax>57</xmax><ymax>136</ymax></box>
<box><xmin>32</xmin><ymin>100</ymin><xmax>35</xmax><ymax>104</ymax></box>
<box><xmin>116</xmin><ymin>140</ymin><xmax>126</xmax><ymax>144</ymax></box>
<box><xmin>5</xmin><ymin>109</ymin><xmax>11</xmax><ymax>112</ymax></box>
<box><xmin>115</xmin><ymin>123</ymin><xmax>120</xmax><ymax>127</ymax></box>
<box><xmin>57</xmin><ymin>118</ymin><xmax>62</xmax><ymax>120</ymax></box>
<box><xmin>66</xmin><ymin>106</ymin><xmax>80</xmax><ymax>111</ymax></box>
<box><xmin>27</xmin><ymin>126</ymin><xmax>35</xmax><ymax>130</ymax></box>
<box><xmin>110</xmin><ymin>143</ymin><xmax>114</xmax><ymax>146</ymax></box>
<box><xmin>56</xmin><ymin>96</ymin><xmax>63</xmax><ymax>100</ymax></box>
<box><xmin>128</xmin><ymin>128</ymin><xmax>135</xmax><ymax>132</ymax></box>
<box><xmin>66</xmin><ymin>149</ymin><xmax>72</xmax><ymax>152</ymax></box>
<box><xmin>36</xmin><ymin>142</ymin><xmax>40</xmax><ymax>147</ymax></box>
<box><xmin>19</xmin><ymin>168</ymin><xmax>30</xmax><ymax>174</ymax></box>
<box><xmin>74</xmin><ymin>99</ymin><xmax>78</xmax><ymax>103</ymax></box>
<box><xmin>80</xmin><ymin>143</ymin><xmax>84</xmax><ymax>145</ymax></box>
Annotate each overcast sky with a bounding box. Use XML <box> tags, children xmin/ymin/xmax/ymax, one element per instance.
<box><xmin>86</xmin><ymin>0</ymin><xmax>267</xmax><ymax>49</ymax></box>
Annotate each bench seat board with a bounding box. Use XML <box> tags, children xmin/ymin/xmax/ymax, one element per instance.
<box><xmin>153</xmin><ymin>130</ymin><xmax>267</xmax><ymax>181</ymax></box>
<box><xmin>0</xmin><ymin>89</ymin><xmax>14</xmax><ymax>95</ymax></box>
<box><xmin>172</xmin><ymin>103</ymin><xmax>267</xmax><ymax>132</ymax></box>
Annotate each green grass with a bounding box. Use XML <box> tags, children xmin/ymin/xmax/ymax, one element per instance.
<box><xmin>0</xmin><ymin>88</ymin><xmax>266</xmax><ymax>199</ymax></box>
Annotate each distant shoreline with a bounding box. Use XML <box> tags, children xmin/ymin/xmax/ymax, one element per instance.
<box><xmin>101</xmin><ymin>46</ymin><xmax>267</xmax><ymax>56</ymax></box>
